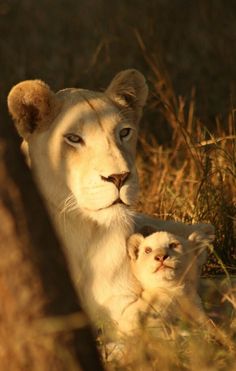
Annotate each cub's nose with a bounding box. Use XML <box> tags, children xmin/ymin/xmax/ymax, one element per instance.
<box><xmin>154</xmin><ymin>254</ymin><xmax>169</xmax><ymax>262</ymax></box>
<box><xmin>101</xmin><ymin>172</ymin><xmax>130</xmax><ymax>190</ymax></box>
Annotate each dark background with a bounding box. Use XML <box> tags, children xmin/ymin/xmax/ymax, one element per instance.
<box><xmin>1</xmin><ymin>0</ymin><xmax>236</xmax><ymax>135</ymax></box>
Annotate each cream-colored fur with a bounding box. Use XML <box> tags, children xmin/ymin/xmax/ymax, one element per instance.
<box><xmin>125</xmin><ymin>228</ymin><xmax>214</xmax><ymax>332</ymax></box>
<box><xmin>7</xmin><ymin>70</ymin><xmax>214</xmax><ymax>336</ymax></box>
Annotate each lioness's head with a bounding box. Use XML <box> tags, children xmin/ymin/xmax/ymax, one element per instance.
<box><xmin>127</xmin><ymin>227</ymin><xmax>214</xmax><ymax>290</ymax></box>
<box><xmin>8</xmin><ymin>70</ymin><xmax>148</xmax><ymax>225</ymax></box>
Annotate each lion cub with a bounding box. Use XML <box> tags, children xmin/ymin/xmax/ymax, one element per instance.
<box><xmin>126</xmin><ymin>226</ymin><xmax>214</xmax><ymax>330</ymax></box>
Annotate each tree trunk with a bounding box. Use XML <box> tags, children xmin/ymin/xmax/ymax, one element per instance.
<box><xmin>0</xmin><ymin>113</ymin><xmax>104</xmax><ymax>371</ymax></box>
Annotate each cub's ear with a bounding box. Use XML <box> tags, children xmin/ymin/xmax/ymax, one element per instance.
<box><xmin>138</xmin><ymin>225</ymin><xmax>157</xmax><ymax>237</ymax></box>
<box><xmin>106</xmin><ymin>69</ymin><xmax>148</xmax><ymax>123</ymax></box>
<box><xmin>188</xmin><ymin>224</ymin><xmax>215</xmax><ymax>245</ymax></box>
<box><xmin>188</xmin><ymin>224</ymin><xmax>215</xmax><ymax>265</ymax></box>
<box><xmin>126</xmin><ymin>233</ymin><xmax>144</xmax><ymax>261</ymax></box>
<box><xmin>8</xmin><ymin>80</ymin><xmax>58</xmax><ymax>139</ymax></box>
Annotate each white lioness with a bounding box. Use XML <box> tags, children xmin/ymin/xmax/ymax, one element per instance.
<box><xmin>125</xmin><ymin>226</ymin><xmax>214</xmax><ymax>333</ymax></box>
<box><xmin>8</xmin><ymin>69</ymin><xmax>214</xmax><ymax>335</ymax></box>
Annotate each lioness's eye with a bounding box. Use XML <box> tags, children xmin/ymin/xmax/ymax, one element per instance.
<box><xmin>64</xmin><ymin>133</ymin><xmax>84</xmax><ymax>145</ymax></box>
<box><xmin>169</xmin><ymin>242</ymin><xmax>179</xmax><ymax>249</ymax></box>
<box><xmin>119</xmin><ymin>128</ymin><xmax>132</xmax><ymax>140</ymax></box>
<box><xmin>145</xmin><ymin>247</ymin><xmax>152</xmax><ymax>254</ymax></box>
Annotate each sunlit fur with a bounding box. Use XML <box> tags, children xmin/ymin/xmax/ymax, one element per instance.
<box><xmin>27</xmin><ymin>88</ymin><xmax>143</xmax><ymax>327</ymax></box>
<box><xmin>8</xmin><ymin>70</ymin><xmax>215</xmax><ymax>336</ymax></box>
<box><xmin>126</xmin><ymin>230</ymin><xmax>214</xmax><ymax>331</ymax></box>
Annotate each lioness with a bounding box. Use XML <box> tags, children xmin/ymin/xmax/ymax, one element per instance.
<box><xmin>8</xmin><ymin>69</ymin><xmax>214</xmax><ymax>334</ymax></box>
<box><xmin>125</xmin><ymin>226</ymin><xmax>215</xmax><ymax>333</ymax></box>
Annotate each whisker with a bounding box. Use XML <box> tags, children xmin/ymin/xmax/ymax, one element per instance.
<box><xmin>183</xmin><ymin>244</ymin><xmax>209</xmax><ymax>256</ymax></box>
<box><xmin>59</xmin><ymin>194</ymin><xmax>78</xmax><ymax>215</ymax></box>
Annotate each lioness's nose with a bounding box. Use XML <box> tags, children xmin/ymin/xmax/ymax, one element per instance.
<box><xmin>101</xmin><ymin>172</ymin><xmax>130</xmax><ymax>190</ymax></box>
<box><xmin>155</xmin><ymin>254</ymin><xmax>169</xmax><ymax>262</ymax></box>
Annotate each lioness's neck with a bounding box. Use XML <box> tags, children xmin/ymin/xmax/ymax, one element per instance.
<box><xmin>46</xmin><ymin>201</ymin><xmax>137</xmax><ymax>319</ymax></box>
<box><xmin>48</xmin><ymin>201</ymin><xmax>133</xmax><ymax>254</ymax></box>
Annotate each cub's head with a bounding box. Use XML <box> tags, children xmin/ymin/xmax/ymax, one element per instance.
<box><xmin>8</xmin><ymin>70</ymin><xmax>148</xmax><ymax>225</ymax></box>
<box><xmin>127</xmin><ymin>226</ymin><xmax>214</xmax><ymax>291</ymax></box>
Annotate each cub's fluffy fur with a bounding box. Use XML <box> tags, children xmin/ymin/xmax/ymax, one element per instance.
<box><xmin>125</xmin><ymin>226</ymin><xmax>214</xmax><ymax>333</ymax></box>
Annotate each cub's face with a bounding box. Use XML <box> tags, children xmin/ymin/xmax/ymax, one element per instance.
<box><xmin>127</xmin><ymin>230</ymin><xmax>206</xmax><ymax>291</ymax></box>
<box><xmin>8</xmin><ymin>70</ymin><xmax>148</xmax><ymax>225</ymax></box>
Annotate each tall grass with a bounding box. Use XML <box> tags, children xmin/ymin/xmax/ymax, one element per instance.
<box><xmin>102</xmin><ymin>34</ymin><xmax>236</xmax><ymax>371</ymax></box>
<box><xmin>103</xmin><ymin>279</ymin><xmax>236</xmax><ymax>370</ymax></box>
<box><xmin>104</xmin><ymin>118</ymin><xmax>236</xmax><ymax>371</ymax></box>
<box><xmin>135</xmin><ymin>30</ymin><xmax>236</xmax><ymax>274</ymax></box>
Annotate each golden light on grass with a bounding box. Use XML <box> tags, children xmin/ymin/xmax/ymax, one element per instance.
<box><xmin>100</xmin><ymin>33</ymin><xmax>236</xmax><ymax>370</ymax></box>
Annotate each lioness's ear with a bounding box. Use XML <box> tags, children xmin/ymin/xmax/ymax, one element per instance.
<box><xmin>127</xmin><ymin>233</ymin><xmax>144</xmax><ymax>261</ymax></box>
<box><xmin>8</xmin><ymin>80</ymin><xmax>58</xmax><ymax>139</ymax></box>
<box><xmin>106</xmin><ymin>69</ymin><xmax>148</xmax><ymax>123</ymax></box>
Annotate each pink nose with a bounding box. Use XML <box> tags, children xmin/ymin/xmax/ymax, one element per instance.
<box><xmin>154</xmin><ymin>254</ymin><xmax>169</xmax><ymax>262</ymax></box>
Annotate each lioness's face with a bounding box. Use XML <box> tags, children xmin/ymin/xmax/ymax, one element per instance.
<box><xmin>8</xmin><ymin>70</ymin><xmax>148</xmax><ymax>224</ymax></box>
<box><xmin>29</xmin><ymin>90</ymin><xmax>139</xmax><ymax>219</ymax></box>
<box><xmin>127</xmin><ymin>231</ymin><xmax>193</xmax><ymax>290</ymax></box>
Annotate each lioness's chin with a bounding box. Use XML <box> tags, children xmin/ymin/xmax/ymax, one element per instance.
<box><xmin>84</xmin><ymin>203</ymin><xmax>134</xmax><ymax>229</ymax></box>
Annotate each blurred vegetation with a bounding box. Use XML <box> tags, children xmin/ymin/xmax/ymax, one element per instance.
<box><xmin>1</xmin><ymin>0</ymin><xmax>235</xmax><ymax>270</ymax></box>
<box><xmin>1</xmin><ymin>0</ymin><xmax>236</xmax><ymax>121</ymax></box>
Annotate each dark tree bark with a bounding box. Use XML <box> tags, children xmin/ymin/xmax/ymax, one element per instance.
<box><xmin>0</xmin><ymin>110</ymin><xmax>104</xmax><ymax>371</ymax></box>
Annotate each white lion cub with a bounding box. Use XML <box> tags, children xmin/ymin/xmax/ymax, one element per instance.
<box><xmin>126</xmin><ymin>225</ymin><xmax>215</xmax><ymax>332</ymax></box>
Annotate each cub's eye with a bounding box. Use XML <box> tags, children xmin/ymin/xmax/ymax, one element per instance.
<box><xmin>169</xmin><ymin>242</ymin><xmax>179</xmax><ymax>249</ymax></box>
<box><xmin>145</xmin><ymin>247</ymin><xmax>152</xmax><ymax>254</ymax></box>
<box><xmin>64</xmin><ymin>133</ymin><xmax>84</xmax><ymax>145</ymax></box>
<box><xmin>119</xmin><ymin>128</ymin><xmax>132</xmax><ymax>141</ymax></box>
